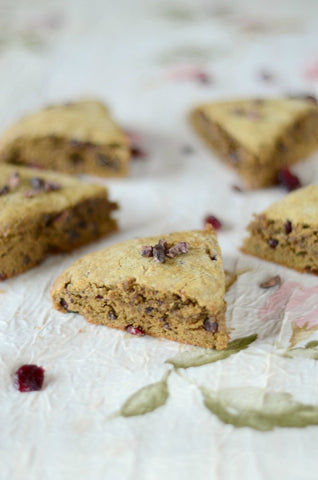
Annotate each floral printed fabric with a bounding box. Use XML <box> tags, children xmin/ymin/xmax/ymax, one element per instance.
<box><xmin>1</xmin><ymin>1</ymin><xmax>318</xmax><ymax>479</ymax></box>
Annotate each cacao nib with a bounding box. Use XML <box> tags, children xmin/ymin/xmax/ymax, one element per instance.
<box><xmin>153</xmin><ymin>243</ymin><xmax>166</xmax><ymax>264</ymax></box>
<box><xmin>14</xmin><ymin>364</ymin><xmax>45</xmax><ymax>392</ymax></box>
<box><xmin>166</xmin><ymin>241</ymin><xmax>190</xmax><ymax>258</ymax></box>
<box><xmin>203</xmin><ymin>318</ymin><xmax>218</xmax><ymax>333</ymax></box>
<box><xmin>259</xmin><ymin>275</ymin><xmax>281</xmax><ymax>289</ymax></box>
<box><xmin>0</xmin><ymin>185</ymin><xmax>9</xmax><ymax>195</ymax></box>
<box><xmin>108</xmin><ymin>309</ymin><xmax>117</xmax><ymax>320</ymax></box>
<box><xmin>141</xmin><ymin>245</ymin><xmax>153</xmax><ymax>257</ymax></box>
<box><xmin>69</xmin><ymin>153</ymin><xmax>83</xmax><ymax>164</ymax></box>
<box><xmin>284</xmin><ymin>220</ymin><xmax>292</xmax><ymax>234</ymax></box>
<box><xmin>30</xmin><ymin>177</ymin><xmax>45</xmax><ymax>190</ymax></box>
<box><xmin>268</xmin><ymin>239</ymin><xmax>278</xmax><ymax>248</ymax></box>
<box><xmin>60</xmin><ymin>298</ymin><xmax>69</xmax><ymax>310</ymax></box>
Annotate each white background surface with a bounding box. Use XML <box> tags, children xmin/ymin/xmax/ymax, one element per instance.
<box><xmin>1</xmin><ymin>1</ymin><xmax>318</xmax><ymax>479</ymax></box>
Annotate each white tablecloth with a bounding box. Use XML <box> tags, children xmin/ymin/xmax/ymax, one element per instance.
<box><xmin>1</xmin><ymin>1</ymin><xmax>318</xmax><ymax>479</ymax></box>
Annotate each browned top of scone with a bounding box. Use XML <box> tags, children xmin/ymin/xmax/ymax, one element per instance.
<box><xmin>0</xmin><ymin>100</ymin><xmax>129</xmax><ymax>148</ymax></box>
<box><xmin>51</xmin><ymin>230</ymin><xmax>225</xmax><ymax>312</ymax></box>
<box><xmin>191</xmin><ymin>98</ymin><xmax>318</xmax><ymax>160</ymax></box>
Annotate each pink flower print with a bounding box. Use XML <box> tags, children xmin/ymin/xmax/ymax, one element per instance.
<box><xmin>304</xmin><ymin>59</ymin><xmax>318</xmax><ymax>81</ymax></box>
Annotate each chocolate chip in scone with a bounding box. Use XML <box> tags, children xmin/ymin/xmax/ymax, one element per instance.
<box><xmin>203</xmin><ymin>318</ymin><xmax>218</xmax><ymax>333</ymax></box>
<box><xmin>60</xmin><ymin>298</ymin><xmax>69</xmax><ymax>310</ymax></box>
<box><xmin>96</xmin><ymin>153</ymin><xmax>119</xmax><ymax>170</ymax></box>
<box><xmin>44</xmin><ymin>180</ymin><xmax>61</xmax><ymax>192</ymax></box>
<box><xmin>108</xmin><ymin>309</ymin><xmax>117</xmax><ymax>321</ymax></box>
<box><xmin>69</xmin><ymin>152</ymin><xmax>83</xmax><ymax>164</ymax></box>
<box><xmin>268</xmin><ymin>238</ymin><xmax>278</xmax><ymax>249</ymax></box>
<box><xmin>30</xmin><ymin>177</ymin><xmax>45</xmax><ymax>190</ymax></box>
<box><xmin>145</xmin><ymin>307</ymin><xmax>154</xmax><ymax>314</ymax></box>
<box><xmin>259</xmin><ymin>275</ymin><xmax>281</xmax><ymax>289</ymax></box>
<box><xmin>66</xmin><ymin>229</ymin><xmax>80</xmax><ymax>241</ymax></box>
<box><xmin>277</xmin><ymin>142</ymin><xmax>288</xmax><ymax>153</ymax></box>
<box><xmin>153</xmin><ymin>243</ymin><xmax>166</xmax><ymax>264</ymax></box>
<box><xmin>8</xmin><ymin>171</ymin><xmax>20</xmax><ymax>189</ymax></box>
<box><xmin>284</xmin><ymin>220</ymin><xmax>292</xmax><ymax>234</ymax></box>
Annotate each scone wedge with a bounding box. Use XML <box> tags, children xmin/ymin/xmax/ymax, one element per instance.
<box><xmin>0</xmin><ymin>100</ymin><xmax>130</xmax><ymax>177</ymax></box>
<box><xmin>241</xmin><ymin>185</ymin><xmax>318</xmax><ymax>274</ymax></box>
<box><xmin>190</xmin><ymin>98</ymin><xmax>318</xmax><ymax>188</ymax></box>
<box><xmin>0</xmin><ymin>164</ymin><xmax>117</xmax><ymax>279</ymax></box>
<box><xmin>51</xmin><ymin>230</ymin><xmax>229</xmax><ymax>349</ymax></box>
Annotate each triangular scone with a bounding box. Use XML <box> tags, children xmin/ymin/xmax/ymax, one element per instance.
<box><xmin>241</xmin><ymin>185</ymin><xmax>318</xmax><ymax>274</ymax></box>
<box><xmin>0</xmin><ymin>164</ymin><xmax>117</xmax><ymax>279</ymax></box>
<box><xmin>190</xmin><ymin>98</ymin><xmax>318</xmax><ymax>189</ymax></box>
<box><xmin>0</xmin><ymin>100</ymin><xmax>130</xmax><ymax>177</ymax></box>
<box><xmin>51</xmin><ymin>230</ymin><xmax>229</xmax><ymax>350</ymax></box>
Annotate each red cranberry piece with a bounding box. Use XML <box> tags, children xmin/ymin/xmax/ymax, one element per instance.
<box><xmin>277</xmin><ymin>167</ymin><xmax>301</xmax><ymax>191</ymax></box>
<box><xmin>204</xmin><ymin>215</ymin><xmax>222</xmax><ymax>230</ymax></box>
<box><xmin>284</xmin><ymin>220</ymin><xmax>292</xmax><ymax>234</ymax></box>
<box><xmin>14</xmin><ymin>365</ymin><xmax>45</xmax><ymax>392</ymax></box>
<box><xmin>268</xmin><ymin>239</ymin><xmax>278</xmax><ymax>249</ymax></box>
<box><xmin>126</xmin><ymin>325</ymin><xmax>145</xmax><ymax>336</ymax></box>
<box><xmin>131</xmin><ymin>146</ymin><xmax>146</xmax><ymax>159</ymax></box>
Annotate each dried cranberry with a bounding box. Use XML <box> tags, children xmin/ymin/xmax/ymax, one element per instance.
<box><xmin>284</xmin><ymin>220</ymin><xmax>292</xmax><ymax>234</ymax></box>
<box><xmin>126</xmin><ymin>325</ymin><xmax>145</xmax><ymax>336</ymax></box>
<box><xmin>131</xmin><ymin>146</ymin><xmax>146</xmax><ymax>159</ymax></box>
<box><xmin>203</xmin><ymin>318</ymin><xmax>218</xmax><ymax>333</ymax></box>
<box><xmin>277</xmin><ymin>167</ymin><xmax>301</xmax><ymax>191</ymax></box>
<box><xmin>268</xmin><ymin>239</ymin><xmax>278</xmax><ymax>249</ymax></box>
<box><xmin>204</xmin><ymin>215</ymin><xmax>222</xmax><ymax>230</ymax></box>
<box><xmin>14</xmin><ymin>365</ymin><xmax>45</xmax><ymax>392</ymax></box>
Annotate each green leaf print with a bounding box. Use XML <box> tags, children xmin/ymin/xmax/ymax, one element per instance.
<box><xmin>166</xmin><ymin>334</ymin><xmax>257</xmax><ymax>369</ymax></box>
<box><xmin>119</xmin><ymin>371</ymin><xmax>170</xmax><ymax>418</ymax></box>
<box><xmin>283</xmin><ymin>340</ymin><xmax>318</xmax><ymax>360</ymax></box>
<box><xmin>200</xmin><ymin>387</ymin><xmax>318</xmax><ymax>431</ymax></box>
